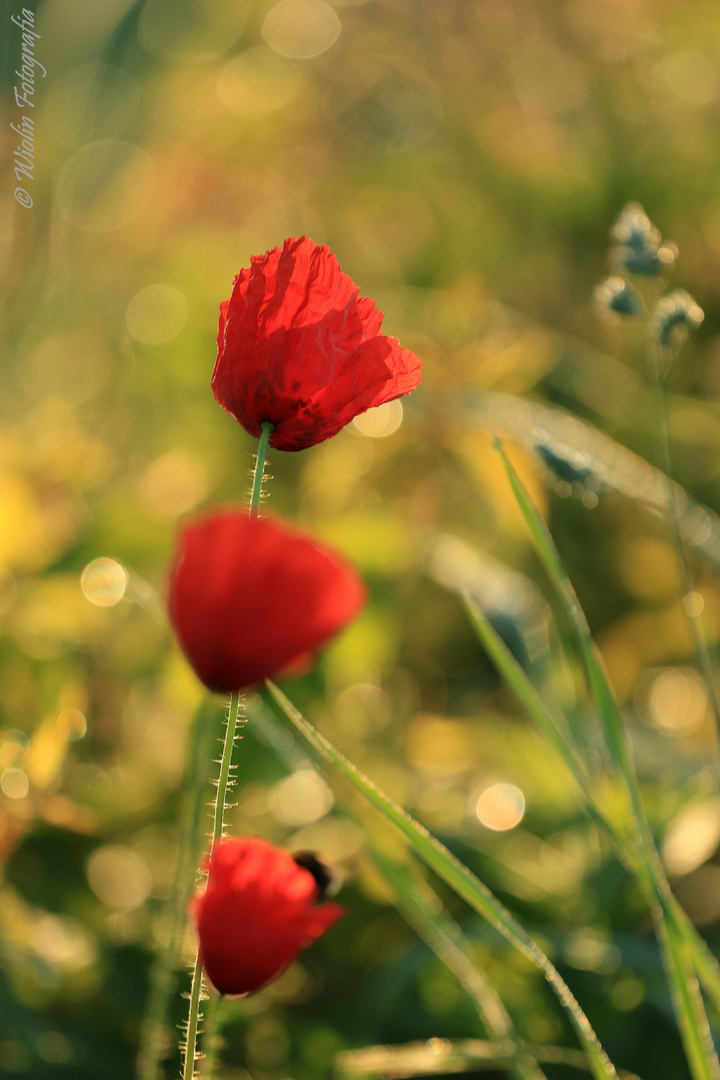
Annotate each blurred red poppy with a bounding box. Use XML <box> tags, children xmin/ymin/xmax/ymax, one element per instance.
<box><xmin>212</xmin><ymin>236</ymin><xmax>422</xmax><ymax>451</ymax></box>
<box><xmin>168</xmin><ymin>510</ymin><xmax>365</xmax><ymax>692</ymax></box>
<box><xmin>194</xmin><ymin>837</ymin><xmax>345</xmax><ymax>995</ymax></box>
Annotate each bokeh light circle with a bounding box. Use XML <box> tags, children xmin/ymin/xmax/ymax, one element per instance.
<box><xmin>262</xmin><ymin>0</ymin><xmax>340</xmax><ymax>59</ymax></box>
<box><xmin>217</xmin><ymin>47</ymin><xmax>302</xmax><ymax>115</ymax></box>
<box><xmin>81</xmin><ymin>558</ymin><xmax>128</xmax><ymax>607</ymax></box>
<box><xmin>126</xmin><ymin>285</ymin><xmax>188</xmax><ymax>345</ymax></box>
<box><xmin>475</xmin><ymin>783</ymin><xmax>525</xmax><ymax>831</ymax></box>
<box><xmin>1</xmin><ymin>768</ymin><xmax>29</xmax><ymax>800</ymax></box>
<box><xmin>87</xmin><ymin>845</ymin><xmax>152</xmax><ymax>910</ymax></box>
<box><xmin>353</xmin><ymin>400</ymin><xmax>404</xmax><ymax>438</ymax></box>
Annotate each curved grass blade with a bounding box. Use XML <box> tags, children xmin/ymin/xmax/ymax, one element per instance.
<box><xmin>466</xmin><ymin>389</ymin><xmax>720</xmax><ymax>578</ymax></box>
<box><xmin>264</xmin><ymin>681</ymin><xmax>622</xmax><ymax>1080</ymax></box>
<box><xmin>461</xmin><ymin>587</ymin><xmax>720</xmax><ymax>1019</ymax></box>
<box><xmin>461</xmin><ymin>592</ymin><xmax>631</xmax><ymax>857</ymax></box>
<box><xmin>370</xmin><ymin>847</ymin><xmax>546</xmax><ymax>1080</ymax></box>
<box><xmin>136</xmin><ymin>698</ymin><xmax>218</xmax><ymax>1080</ymax></box>
<box><xmin>495</xmin><ymin>440</ymin><xmax>720</xmax><ymax>1080</ymax></box>
<box><xmin>336</xmin><ymin>1038</ymin><xmax>642</xmax><ymax>1079</ymax></box>
<box><xmin>246</xmin><ymin>696</ymin><xmax>543</xmax><ymax>1080</ymax></box>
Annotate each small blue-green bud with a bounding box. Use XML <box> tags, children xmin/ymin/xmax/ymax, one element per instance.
<box><xmin>652</xmin><ymin>290</ymin><xmax>704</xmax><ymax>348</ymax></box>
<box><xmin>594</xmin><ymin>275</ymin><xmax>644</xmax><ymax>318</ymax></box>
<box><xmin>532</xmin><ymin>429</ymin><xmax>604</xmax><ymax>504</ymax></box>
<box><xmin>610</xmin><ymin>202</ymin><xmax>676</xmax><ymax>277</ymax></box>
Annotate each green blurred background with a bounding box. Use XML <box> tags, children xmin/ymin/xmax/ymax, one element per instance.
<box><xmin>3</xmin><ymin>0</ymin><xmax>720</xmax><ymax>1077</ymax></box>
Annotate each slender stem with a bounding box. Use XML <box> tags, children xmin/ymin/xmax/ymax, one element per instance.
<box><xmin>179</xmin><ymin>420</ymin><xmax>274</xmax><ymax>1080</ymax></box>
<box><xmin>213</xmin><ymin>689</ymin><xmax>244</xmax><ymax>841</ymax></box>
<box><xmin>137</xmin><ymin>704</ymin><xmax>215</xmax><ymax>1080</ymax></box>
<box><xmin>183</xmin><ymin>426</ymin><xmax>274</xmax><ymax>1077</ymax></box>
<box><xmin>494</xmin><ymin>442</ymin><xmax>720</xmax><ymax>1079</ymax></box>
<box><xmin>201</xmin><ymin>997</ymin><xmax>228</xmax><ymax>1080</ymax></box>
<box><xmin>182</xmin><ymin>691</ymin><xmax>245</xmax><ymax>1080</ymax></box>
<box><xmin>370</xmin><ymin>846</ymin><xmax>546</xmax><ymax>1080</ymax></box>
<box><xmin>182</xmin><ymin>952</ymin><xmax>206</xmax><ymax>1080</ymax></box>
<box><xmin>463</xmin><ymin>590</ymin><xmax>720</xmax><ymax>1013</ymax></box>
<box><xmin>654</xmin><ymin>355</ymin><xmax>720</xmax><ymax>779</ymax></box>
<box><xmin>250</xmin><ymin>422</ymin><xmax>274</xmax><ymax>518</ymax></box>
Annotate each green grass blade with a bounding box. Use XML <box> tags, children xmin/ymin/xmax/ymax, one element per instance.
<box><xmin>247</xmin><ymin>696</ymin><xmax>543</xmax><ymax>1080</ymax></box>
<box><xmin>494</xmin><ymin>440</ymin><xmax>632</xmax><ymax>778</ymax></box>
<box><xmin>369</xmin><ymin>847</ymin><xmax>546</xmax><ymax>1080</ymax></box>
<box><xmin>136</xmin><ymin>699</ymin><xmax>217</xmax><ymax>1080</ymax></box>
<box><xmin>495</xmin><ymin>440</ymin><xmax>720</xmax><ymax>1079</ymax></box>
<box><xmin>461</xmin><ymin>587</ymin><xmax>720</xmax><ymax>1019</ymax></box>
<box><xmin>265</xmin><ymin>680</ymin><xmax>622</xmax><ymax>1080</ymax></box>
<box><xmin>336</xmin><ymin>1038</ymin><xmax>643</xmax><ymax>1079</ymax></box>
<box><xmin>460</xmin><ymin>591</ymin><xmax>615</xmax><ymax>835</ymax></box>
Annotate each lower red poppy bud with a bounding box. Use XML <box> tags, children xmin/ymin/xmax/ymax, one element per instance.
<box><xmin>194</xmin><ymin>837</ymin><xmax>346</xmax><ymax>996</ymax></box>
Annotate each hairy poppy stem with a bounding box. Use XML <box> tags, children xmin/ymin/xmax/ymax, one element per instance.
<box><xmin>250</xmin><ymin>422</ymin><xmax>274</xmax><ymax>517</ymax></box>
<box><xmin>183</xmin><ymin>691</ymin><xmax>246</xmax><ymax>1080</ymax></box>
<box><xmin>213</xmin><ymin>690</ymin><xmax>244</xmax><ymax>842</ymax></box>
<box><xmin>183</xmin><ymin>422</ymin><xmax>272</xmax><ymax>1077</ymax></box>
<box><xmin>182</xmin><ymin>952</ymin><xmax>206</xmax><ymax>1080</ymax></box>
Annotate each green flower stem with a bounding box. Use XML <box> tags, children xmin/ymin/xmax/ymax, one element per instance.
<box><xmin>212</xmin><ymin>690</ymin><xmax>244</xmax><ymax>842</ymax></box>
<box><xmin>250</xmin><ymin>422</ymin><xmax>274</xmax><ymax>518</ymax></box>
<box><xmin>182</xmin><ymin>421</ymin><xmax>274</xmax><ymax>1078</ymax></box>
<box><xmin>654</xmin><ymin>353</ymin><xmax>720</xmax><ymax>777</ymax></box>
<box><xmin>182</xmin><ymin>952</ymin><xmax>206</xmax><ymax>1080</ymax></box>
<box><xmin>182</xmin><ymin>690</ymin><xmax>245</xmax><ymax>1080</ymax></box>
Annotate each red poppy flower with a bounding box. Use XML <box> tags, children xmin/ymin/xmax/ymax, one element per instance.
<box><xmin>168</xmin><ymin>510</ymin><xmax>366</xmax><ymax>692</ymax></box>
<box><xmin>194</xmin><ymin>837</ymin><xmax>345</xmax><ymax>995</ymax></box>
<box><xmin>212</xmin><ymin>236</ymin><xmax>422</xmax><ymax>451</ymax></box>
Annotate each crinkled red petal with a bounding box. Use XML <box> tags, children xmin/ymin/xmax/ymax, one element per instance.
<box><xmin>211</xmin><ymin>237</ymin><xmax>422</xmax><ymax>451</ymax></box>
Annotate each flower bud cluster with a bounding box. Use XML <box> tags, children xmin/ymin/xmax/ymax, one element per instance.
<box><xmin>594</xmin><ymin>275</ymin><xmax>643</xmax><ymax>320</ymax></box>
<box><xmin>595</xmin><ymin>204</ymin><xmax>703</xmax><ymax>369</ymax></box>
<box><xmin>610</xmin><ymin>202</ymin><xmax>677</xmax><ymax>278</ymax></box>
<box><xmin>652</xmin><ymin>289</ymin><xmax>704</xmax><ymax>348</ymax></box>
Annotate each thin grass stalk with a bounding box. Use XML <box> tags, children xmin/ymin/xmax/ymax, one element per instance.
<box><xmin>495</xmin><ymin>441</ymin><xmax>720</xmax><ymax>1080</ymax></box>
<box><xmin>264</xmin><ymin>680</ymin><xmax>621</xmax><ymax>1080</ymax></box>
<box><xmin>336</xmin><ymin>1038</ymin><xmax>643</xmax><ymax>1079</ymax></box>
<box><xmin>653</xmin><ymin>351</ymin><xmax>720</xmax><ymax>777</ymax></box>
<box><xmin>137</xmin><ymin>704</ymin><xmax>217</xmax><ymax>1080</ymax></box>
<box><xmin>461</xmin><ymin>591</ymin><xmax>720</xmax><ymax>1013</ymax></box>
<box><xmin>369</xmin><ymin>847</ymin><xmax>547</xmax><ymax>1080</ymax></box>
<box><xmin>245</xmin><ymin>695</ymin><xmax>542</xmax><ymax>1080</ymax></box>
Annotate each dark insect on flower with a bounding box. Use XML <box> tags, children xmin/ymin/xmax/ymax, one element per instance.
<box><xmin>212</xmin><ymin>236</ymin><xmax>422</xmax><ymax>451</ymax></box>
<box><xmin>193</xmin><ymin>837</ymin><xmax>346</xmax><ymax>996</ymax></box>
<box><xmin>292</xmin><ymin>850</ymin><xmax>335</xmax><ymax>896</ymax></box>
<box><xmin>168</xmin><ymin>510</ymin><xmax>366</xmax><ymax>692</ymax></box>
